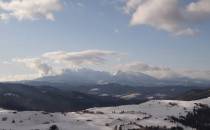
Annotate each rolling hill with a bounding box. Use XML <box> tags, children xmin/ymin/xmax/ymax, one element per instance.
<box><xmin>0</xmin><ymin>96</ymin><xmax>210</xmax><ymax>130</ymax></box>
<box><xmin>0</xmin><ymin>83</ymin><xmax>143</xmax><ymax>112</ymax></box>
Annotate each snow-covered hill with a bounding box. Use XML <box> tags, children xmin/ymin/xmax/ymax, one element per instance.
<box><xmin>1</xmin><ymin>97</ymin><xmax>210</xmax><ymax>130</ymax></box>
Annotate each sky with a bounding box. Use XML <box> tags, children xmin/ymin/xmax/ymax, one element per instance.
<box><xmin>0</xmin><ymin>0</ymin><xmax>210</xmax><ymax>81</ymax></box>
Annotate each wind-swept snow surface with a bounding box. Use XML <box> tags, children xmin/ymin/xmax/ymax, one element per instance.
<box><xmin>0</xmin><ymin>97</ymin><xmax>210</xmax><ymax>130</ymax></box>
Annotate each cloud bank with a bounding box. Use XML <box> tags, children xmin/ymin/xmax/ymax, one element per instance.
<box><xmin>10</xmin><ymin>50</ymin><xmax>121</xmax><ymax>78</ymax></box>
<box><xmin>1</xmin><ymin>50</ymin><xmax>210</xmax><ymax>82</ymax></box>
<box><xmin>42</xmin><ymin>50</ymin><xmax>120</xmax><ymax>66</ymax></box>
<box><xmin>117</xmin><ymin>62</ymin><xmax>181</xmax><ymax>79</ymax></box>
<box><xmin>13</xmin><ymin>58</ymin><xmax>53</xmax><ymax>76</ymax></box>
<box><xmin>0</xmin><ymin>0</ymin><xmax>62</xmax><ymax>21</ymax></box>
<box><xmin>118</xmin><ymin>62</ymin><xmax>210</xmax><ymax>80</ymax></box>
<box><xmin>124</xmin><ymin>0</ymin><xmax>210</xmax><ymax>35</ymax></box>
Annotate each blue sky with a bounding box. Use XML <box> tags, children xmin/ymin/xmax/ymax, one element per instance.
<box><xmin>0</xmin><ymin>0</ymin><xmax>210</xmax><ymax>80</ymax></box>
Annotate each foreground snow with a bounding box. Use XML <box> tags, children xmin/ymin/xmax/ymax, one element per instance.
<box><xmin>1</xmin><ymin>97</ymin><xmax>210</xmax><ymax>130</ymax></box>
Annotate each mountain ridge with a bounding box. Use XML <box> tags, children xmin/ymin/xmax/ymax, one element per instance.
<box><xmin>24</xmin><ymin>68</ymin><xmax>210</xmax><ymax>87</ymax></box>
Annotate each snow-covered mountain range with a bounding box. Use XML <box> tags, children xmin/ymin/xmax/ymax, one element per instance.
<box><xmin>30</xmin><ymin>68</ymin><xmax>210</xmax><ymax>87</ymax></box>
<box><xmin>0</xmin><ymin>97</ymin><xmax>210</xmax><ymax>130</ymax></box>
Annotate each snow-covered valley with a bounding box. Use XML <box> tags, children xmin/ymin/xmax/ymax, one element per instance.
<box><xmin>1</xmin><ymin>97</ymin><xmax>210</xmax><ymax>130</ymax></box>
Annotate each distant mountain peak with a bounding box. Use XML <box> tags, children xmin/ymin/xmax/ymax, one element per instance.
<box><xmin>25</xmin><ymin>68</ymin><xmax>210</xmax><ymax>87</ymax></box>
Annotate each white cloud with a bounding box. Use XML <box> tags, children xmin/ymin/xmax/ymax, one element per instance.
<box><xmin>187</xmin><ymin>0</ymin><xmax>210</xmax><ymax>20</ymax></box>
<box><xmin>0</xmin><ymin>74</ymin><xmax>38</xmax><ymax>82</ymax></box>
<box><xmin>177</xmin><ymin>69</ymin><xmax>210</xmax><ymax>80</ymax></box>
<box><xmin>0</xmin><ymin>0</ymin><xmax>62</xmax><ymax>21</ymax></box>
<box><xmin>3</xmin><ymin>50</ymin><xmax>210</xmax><ymax>82</ymax></box>
<box><xmin>124</xmin><ymin>0</ymin><xmax>210</xmax><ymax>35</ymax></box>
<box><xmin>8</xmin><ymin>50</ymin><xmax>121</xmax><ymax>80</ymax></box>
<box><xmin>13</xmin><ymin>58</ymin><xmax>53</xmax><ymax>76</ymax></box>
<box><xmin>117</xmin><ymin>61</ymin><xmax>210</xmax><ymax>80</ymax></box>
<box><xmin>116</xmin><ymin>62</ymin><xmax>180</xmax><ymax>79</ymax></box>
<box><xmin>117</xmin><ymin>62</ymin><xmax>170</xmax><ymax>72</ymax></box>
<box><xmin>187</xmin><ymin>0</ymin><xmax>210</xmax><ymax>14</ymax></box>
<box><xmin>42</xmin><ymin>50</ymin><xmax>120</xmax><ymax>67</ymax></box>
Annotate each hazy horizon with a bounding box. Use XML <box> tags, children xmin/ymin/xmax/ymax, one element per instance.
<box><xmin>0</xmin><ymin>0</ymin><xmax>210</xmax><ymax>81</ymax></box>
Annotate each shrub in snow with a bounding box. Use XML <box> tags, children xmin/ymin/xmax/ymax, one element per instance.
<box><xmin>170</xmin><ymin>105</ymin><xmax>210</xmax><ymax>130</ymax></box>
<box><xmin>49</xmin><ymin>125</ymin><xmax>59</xmax><ymax>130</ymax></box>
<box><xmin>12</xmin><ymin>120</ymin><xmax>15</xmax><ymax>123</ymax></box>
<box><xmin>2</xmin><ymin>117</ymin><xmax>7</xmax><ymax>121</ymax></box>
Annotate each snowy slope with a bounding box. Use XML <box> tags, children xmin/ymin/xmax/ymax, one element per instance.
<box><xmin>0</xmin><ymin>97</ymin><xmax>210</xmax><ymax>130</ymax></box>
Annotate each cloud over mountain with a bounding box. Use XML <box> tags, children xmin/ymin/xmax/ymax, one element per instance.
<box><xmin>118</xmin><ymin>62</ymin><xmax>210</xmax><ymax>81</ymax></box>
<box><xmin>42</xmin><ymin>50</ymin><xmax>120</xmax><ymax>67</ymax></box>
<box><xmin>13</xmin><ymin>58</ymin><xmax>53</xmax><ymax>76</ymax></box>
<box><xmin>10</xmin><ymin>50</ymin><xmax>121</xmax><ymax>78</ymax></box>
<box><xmin>0</xmin><ymin>0</ymin><xmax>62</xmax><ymax>21</ymax></box>
<box><xmin>2</xmin><ymin>50</ymin><xmax>210</xmax><ymax>83</ymax></box>
<box><xmin>117</xmin><ymin>62</ymin><xmax>182</xmax><ymax>79</ymax></box>
<box><xmin>124</xmin><ymin>0</ymin><xmax>210</xmax><ymax>35</ymax></box>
